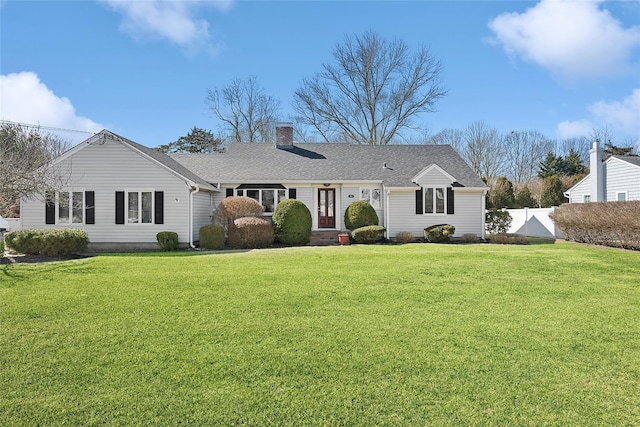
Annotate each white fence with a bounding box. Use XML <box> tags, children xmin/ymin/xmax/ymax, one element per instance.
<box><xmin>505</xmin><ymin>207</ymin><xmax>564</xmax><ymax>239</ymax></box>
<box><xmin>0</xmin><ymin>217</ymin><xmax>21</xmax><ymax>232</ymax></box>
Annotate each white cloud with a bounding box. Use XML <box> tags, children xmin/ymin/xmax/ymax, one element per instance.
<box><xmin>589</xmin><ymin>88</ymin><xmax>640</xmax><ymax>137</ymax></box>
<box><xmin>556</xmin><ymin>88</ymin><xmax>640</xmax><ymax>142</ymax></box>
<box><xmin>100</xmin><ymin>0</ymin><xmax>233</xmax><ymax>51</ymax></box>
<box><xmin>488</xmin><ymin>0</ymin><xmax>640</xmax><ymax>79</ymax></box>
<box><xmin>557</xmin><ymin>119</ymin><xmax>593</xmax><ymax>139</ymax></box>
<box><xmin>0</xmin><ymin>71</ymin><xmax>104</xmax><ymax>136</ymax></box>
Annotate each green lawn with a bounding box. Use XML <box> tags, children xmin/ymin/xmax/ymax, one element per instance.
<box><xmin>1</xmin><ymin>242</ymin><xmax>639</xmax><ymax>426</ymax></box>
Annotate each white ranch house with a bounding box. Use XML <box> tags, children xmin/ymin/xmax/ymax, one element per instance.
<box><xmin>20</xmin><ymin>125</ymin><xmax>488</xmax><ymax>250</ymax></box>
<box><xmin>565</xmin><ymin>141</ymin><xmax>640</xmax><ymax>203</ymax></box>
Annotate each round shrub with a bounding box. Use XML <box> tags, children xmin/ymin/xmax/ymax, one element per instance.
<box><xmin>199</xmin><ymin>224</ymin><xmax>225</xmax><ymax>250</ymax></box>
<box><xmin>272</xmin><ymin>199</ymin><xmax>312</xmax><ymax>245</ymax></box>
<box><xmin>352</xmin><ymin>225</ymin><xmax>386</xmax><ymax>244</ymax></box>
<box><xmin>213</xmin><ymin>196</ymin><xmax>264</xmax><ymax>232</ymax></box>
<box><xmin>227</xmin><ymin>217</ymin><xmax>274</xmax><ymax>249</ymax></box>
<box><xmin>344</xmin><ymin>200</ymin><xmax>379</xmax><ymax>231</ymax></box>
<box><xmin>424</xmin><ymin>224</ymin><xmax>455</xmax><ymax>243</ymax></box>
<box><xmin>4</xmin><ymin>228</ymin><xmax>88</xmax><ymax>256</ymax></box>
<box><xmin>486</xmin><ymin>209</ymin><xmax>512</xmax><ymax>235</ymax></box>
<box><xmin>156</xmin><ymin>231</ymin><xmax>179</xmax><ymax>251</ymax></box>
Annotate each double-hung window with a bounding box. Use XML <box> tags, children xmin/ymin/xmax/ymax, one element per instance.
<box><xmin>360</xmin><ymin>188</ymin><xmax>382</xmax><ymax>209</ymax></box>
<box><xmin>235</xmin><ymin>188</ymin><xmax>288</xmax><ymax>213</ymax></box>
<box><xmin>45</xmin><ymin>190</ymin><xmax>94</xmax><ymax>225</ymax></box>
<box><xmin>115</xmin><ymin>191</ymin><xmax>163</xmax><ymax>225</ymax></box>
<box><xmin>424</xmin><ymin>187</ymin><xmax>446</xmax><ymax>214</ymax></box>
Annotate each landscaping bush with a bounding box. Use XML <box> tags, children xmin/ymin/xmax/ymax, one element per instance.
<box><xmin>213</xmin><ymin>196</ymin><xmax>264</xmax><ymax>233</ymax></box>
<box><xmin>490</xmin><ymin>234</ymin><xmax>528</xmax><ymax>245</ymax></box>
<box><xmin>351</xmin><ymin>225</ymin><xmax>386</xmax><ymax>244</ymax></box>
<box><xmin>156</xmin><ymin>231</ymin><xmax>179</xmax><ymax>251</ymax></box>
<box><xmin>344</xmin><ymin>200</ymin><xmax>378</xmax><ymax>231</ymax></box>
<box><xmin>227</xmin><ymin>217</ymin><xmax>274</xmax><ymax>249</ymax></box>
<box><xmin>486</xmin><ymin>209</ymin><xmax>512</xmax><ymax>235</ymax></box>
<box><xmin>4</xmin><ymin>228</ymin><xmax>88</xmax><ymax>256</ymax></box>
<box><xmin>462</xmin><ymin>233</ymin><xmax>479</xmax><ymax>243</ymax></box>
<box><xmin>272</xmin><ymin>199</ymin><xmax>312</xmax><ymax>245</ymax></box>
<box><xmin>395</xmin><ymin>231</ymin><xmax>414</xmax><ymax>244</ymax></box>
<box><xmin>424</xmin><ymin>224</ymin><xmax>455</xmax><ymax>243</ymax></box>
<box><xmin>199</xmin><ymin>224</ymin><xmax>225</xmax><ymax>250</ymax></box>
<box><xmin>0</xmin><ymin>237</ymin><xmax>4</xmax><ymax>255</ymax></box>
<box><xmin>550</xmin><ymin>201</ymin><xmax>640</xmax><ymax>250</ymax></box>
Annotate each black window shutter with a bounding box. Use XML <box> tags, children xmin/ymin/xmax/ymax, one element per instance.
<box><xmin>45</xmin><ymin>191</ymin><xmax>55</xmax><ymax>224</ymax></box>
<box><xmin>226</xmin><ymin>188</ymin><xmax>233</xmax><ymax>197</ymax></box>
<box><xmin>155</xmin><ymin>191</ymin><xmax>164</xmax><ymax>225</ymax></box>
<box><xmin>447</xmin><ymin>187</ymin><xmax>455</xmax><ymax>215</ymax></box>
<box><xmin>289</xmin><ymin>188</ymin><xmax>297</xmax><ymax>199</ymax></box>
<box><xmin>415</xmin><ymin>189</ymin><xmax>423</xmax><ymax>215</ymax></box>
<box><xmin>85</xmin><ymin>191</ymin><xmax>95</xmax><ymax>224</ymax></box>
<box><xmin>115</xmin><ymin>191</ymin><xmax>125</xmax><ymax>224</ymax></box>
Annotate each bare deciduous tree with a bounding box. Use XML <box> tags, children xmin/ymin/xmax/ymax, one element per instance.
<box><xmin>0</xmin><ymin>123</ymin><xmax>69</xmax><ymax>215</ymax></box>
<box><xmin>504</xmin><ymin>130</ymin><xmax>555</xmax><ymax>185</ymax></box>
<box><xmin>461</xmin><ymin>121</ymin><xmax>505</xmax><ymax>185</ymax></box>
<box><xmin>427</xmin><ymin>127</ymin><xmax>465</xmax><ymax>154</ymax></box>
<box><xmin>558</xmin><ymin>136</ymin><xmax>590</xmax><ymax>166</ymax></box>
<box><xmin>206</xmin><ymin>76</ymin><xmax>281</xmax><ymax>143</ymax></box>
<box><xmin>294</xmin><ymin>30</ymin><xmax>447</xmax><ymax>144</ymax></box>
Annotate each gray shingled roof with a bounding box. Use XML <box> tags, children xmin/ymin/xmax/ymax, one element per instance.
<box><xmin>102</xmin><ymin>130</ymin><xmax>216</xmax><ymax>190</ymax></box>
<box><xmin>170</xmin><ymin>142</ymin><xmax>486</xmax><ymax>188</ymax></box>
<box><xmin>613</xmin><ymin>155</ymin><xmax>640</xmax><ymax>168</ymax></box>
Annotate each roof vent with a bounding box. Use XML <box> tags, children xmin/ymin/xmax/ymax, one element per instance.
<box><xmin>383</xmin><ymin>162</ymin><xmax>388</xmax><ymax>169</ymax></box>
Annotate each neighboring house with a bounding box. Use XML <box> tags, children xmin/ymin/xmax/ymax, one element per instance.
<box><xmin>20</xmin><ymin>130</ymin><xmax>218</xmax><ymax>250</ymax></box>
<box><xmin>20</xmin><ymin>125</ymin><xmax>488</xmax><ymax>249</ymax></box>
<box><xmin>565</xmin><ymin>141</ymin><xmax>640</xmax><ymax>203</ymax></box>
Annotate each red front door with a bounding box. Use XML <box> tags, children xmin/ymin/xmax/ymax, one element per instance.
<box><xmin>318</xmin><ymin>188</ymin><xmax>336</xmax><ymax>228</ymax></box>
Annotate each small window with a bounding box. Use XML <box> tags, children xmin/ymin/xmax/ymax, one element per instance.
<box><xmin>127</xmin><ymin>191</ymin><xmax>153</xmax><ymax>224</ymax></box>
<box><xmin>360</xmin><ymin>188</ymin><xmax>381</xmax><ymax>209</ymax></box>
<box><xmin>424</xmin><ymin>187</ymin><xmax>446</xmax><ymax>214</ymax></box>
<box><xmin>617</xmin><ymin>192</ymin><xmax>627</xmax><ymax>202</ymax></box>
<box><xmin>583</xmin><ymin>195</ymin><xmax>591</xmax><ymax>203</ymax></box>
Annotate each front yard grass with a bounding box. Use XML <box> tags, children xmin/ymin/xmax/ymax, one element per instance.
<box><xmin>1</xmin><ymin>242</ymin><xmax>639</xmax><ymax>425</ymax></box>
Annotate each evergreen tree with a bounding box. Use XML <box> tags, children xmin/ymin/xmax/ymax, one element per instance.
<box><xmin>515</xmin><ymin>186</ymin><xmax>536</xmax><ymax>208</ymax></box>
<box><xmin>541</xmin><ymin>175</ymin><xmax>565</xmax><ymax>207</ymax></box>
<box><xmin>538</xmin><ymin>152</ymin><xmax>564</xmax><ymax>178</ymax></box>
<box><xmin>563</xmin><ymin>149</ymin><xmax>586</xmax><ymax>176</ymax></box>
<box><xmin>489</xmin><ymin>176</ymin><xmax>516</xmax><ymax>209</ymax></box>
<box><xmin>157</xmin><ymin>127</ymin><xmax>225</xmax><ymax>153</ymax></box>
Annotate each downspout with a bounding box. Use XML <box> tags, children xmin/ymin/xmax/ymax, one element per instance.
<box><xmin>189</xmin><ymin>184</ymin><xmax>201</xmax><ymax>249</ymax></box>
<box><xmin>383</xmin><ymin>184</ymin><xmax>389</xmax><ymax>239</ymax></box>
<box><xmin>481</xmin><ymin>189</ymin><xmax>487</xmax><ymax>241</ymax></box>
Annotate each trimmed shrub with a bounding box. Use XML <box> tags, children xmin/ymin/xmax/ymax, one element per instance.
<box><xmin>213</xmin><ymin>197</ymin><xmax>264</xmax><ymax>233</ymax></box>
<box><xmin>395</xmin><ymin>231</ymin><xmax>414</xmax><ymax>244</ymax></box>
<box><xmin>199</xmin><ymin>224</ymin><xmax>225</xmax><ymax>250</ymax></box>
<box><xmin>424</xmin><ymin>224</ymin><xmax>455</xmax><ymax>243</ymax></box>
<box><xmin>490</xmin><ymin>234</ymin><xmax>528</xmax><ymax>245</ymax></box>
<box><xmin>352</xmin><ymin>225</ymin><xmax>386</xmax><ymax>244</ymax></box>
<box><xmin>486</xmin><ymin>209</ymin><xmax>512</xmax><ymax>235</ymax></box>
<box><xmin>0</xmin><ymin>237</ymin><xmax>4</xmax><ymax>255</ymax></box>
<box><xmin>156</xmin><ymin>231</ymin><xmax>179</xmax><ymax>251</ymax></box>
<box><xmin>4</xmin><ymin>228</ymin><xmax>88</xmax><ymax>256</ymax></box>
<box><xmin>272</xmin><ymin>199</ymin><xmax>312</xmax><ymax>245</ymax></box>
<box><xmin>462</xmin><ymin>233</ymin><xmax>479</xmax><ymax>243</ymax></box>
<box><xmin>344</xmin><ymin>200</ymin><xmax>378</xmax><ymax>231</ymax></box>
<box><xmin>550</xmin><ymin>201</ymin><xmax>640</xmax><ymax>250</ymax></box>
<box><xmin>227</xmin><ymin>217</ymin><xmax>274</xmax><ymax>249</ymax></box>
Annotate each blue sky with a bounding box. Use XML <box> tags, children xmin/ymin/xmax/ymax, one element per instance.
<box><xmin>1</xmin><ymin>0</ymin><xmax>639</xmax><ymax>148</ymax></box>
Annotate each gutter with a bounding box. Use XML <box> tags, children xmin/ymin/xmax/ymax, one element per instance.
<box><xmin>189</xmin><ymin>184</ymin><xmax>201</xmax><ymax>249</ymax></box>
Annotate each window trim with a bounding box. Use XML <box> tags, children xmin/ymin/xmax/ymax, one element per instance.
<box><xmin>125</xmin><ymin>189</ymin><xmax>155</xmax><ymax>225</ymax></box>
<box><xmin>423</xmin><ymin>186</ymin><xmax>447</xmax><ymax>215</ymax></box>
<box><xmin>583</xmin><ymin>194</ymin><xmax>591</xmax><ymax>203</ymax></box>
<box><xmin>235</xmin><ymin>187</ymin><xmax>290</xmax><ymax>215</ymax></box>
<box><xmin>616</xmin><ymin>191</ymin><xmax>628</xmax><ymax>202</ymax></box>
<box><xmin>360</xmin><ymin>187</ymin><xmax>382</xmax><ymax>210</ymax></box>
<box><xmin>47</xmin><ymin>190</ymin><xmax>86</xmax><ymax>225</ymax></box>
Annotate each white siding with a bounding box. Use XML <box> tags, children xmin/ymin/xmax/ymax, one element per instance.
<box><xmin>568</xmin><ymin>176</ymin><xmax>591</xmax><ymax>203</ymax></box>
<box><xmin>386</xmin><ymin>189</ymin><xmax>484</xmax><ymax>239</ymax></box>
<box><xmin>21</xmin><ymin>138</ymin><xmax>193</xmax><ymax>245</ymax></box>
<box><xmin>192</xmin><ymin>191</ymin><xmax>214</xmax><ymax>241</ymax></box>
<box><xmin>341</xmin><ymin>185</ymin><xmax>385</xmax><ymax>230</ymax></box>
<box><xmin>414</xmin><ymin>167</ymin><xmax>453</xmax><ymax>187</ymax></box>
<box><xmin>604</xmin><ymin>158</ymin><xmax>640</xmax><ymax>201</ymax></box>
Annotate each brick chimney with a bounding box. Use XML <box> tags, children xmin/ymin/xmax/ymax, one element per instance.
<box><xmin>276</xmin><ymin>122</ymin><xmax>294</xmax><ymax>149</ymax></box>
<box><xmin>590</xmin><ymin>140</ymin><xmax>604</xmax><ymax>202</ymax></box>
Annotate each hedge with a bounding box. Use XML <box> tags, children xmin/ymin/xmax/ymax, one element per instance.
<box><xmin>272</xmin><ymin>199</ymin><xmax>312</xmax><ymax>245</ymax></box>
<box><xmin>156</xmin><ymin>231</ymin><xmax>179</xmax><ymax>251</ymax></box>
<box><xmin>351</xmin><ymin>225</ymin><xmax>386</xmax><ymax>244</ymax></box>
<box><xmin>344</xmin><ymin>200</ymin><xmax>378</xmax><ymax>231</ymax></box>
<box><xmin>199</xmin><ymin>224</ymin><xmax>226</xmax><ymax>250</ymax></box>
<box><xmin>550</xmin><ymin>201</ymin><xmax>640</xmax><ymax>250</ymax></box>
<box><xmin>4</xmin><ymin>228</ymin><xmax>89</xmax><ymax>256</ymax></box>
<box><xmin>227</xmin><ymin>217</ymin><xmax>274</xmax><ymax>249</ymax></box>
<box><xmin>424</xmin><ymin>224</ymin><xmax>455</xmax><ymax>243</ymax></box>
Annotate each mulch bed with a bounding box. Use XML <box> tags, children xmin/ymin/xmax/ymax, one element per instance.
<box><xmin>1</xmin><ymin>253</ymin><xmax>93</xmax><ymax>264</ymax></box>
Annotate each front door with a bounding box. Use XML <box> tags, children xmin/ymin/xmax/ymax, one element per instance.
<box><xmin>318</xmin><ymin>188</ymin><xmax>336</xmax><ymax>228</ymax></box>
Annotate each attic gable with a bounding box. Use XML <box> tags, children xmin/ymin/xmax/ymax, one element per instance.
<box><xmin>411</xmin><ymin>164</ymin><xmax>456</xmax><ymax>187</ymax></box>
